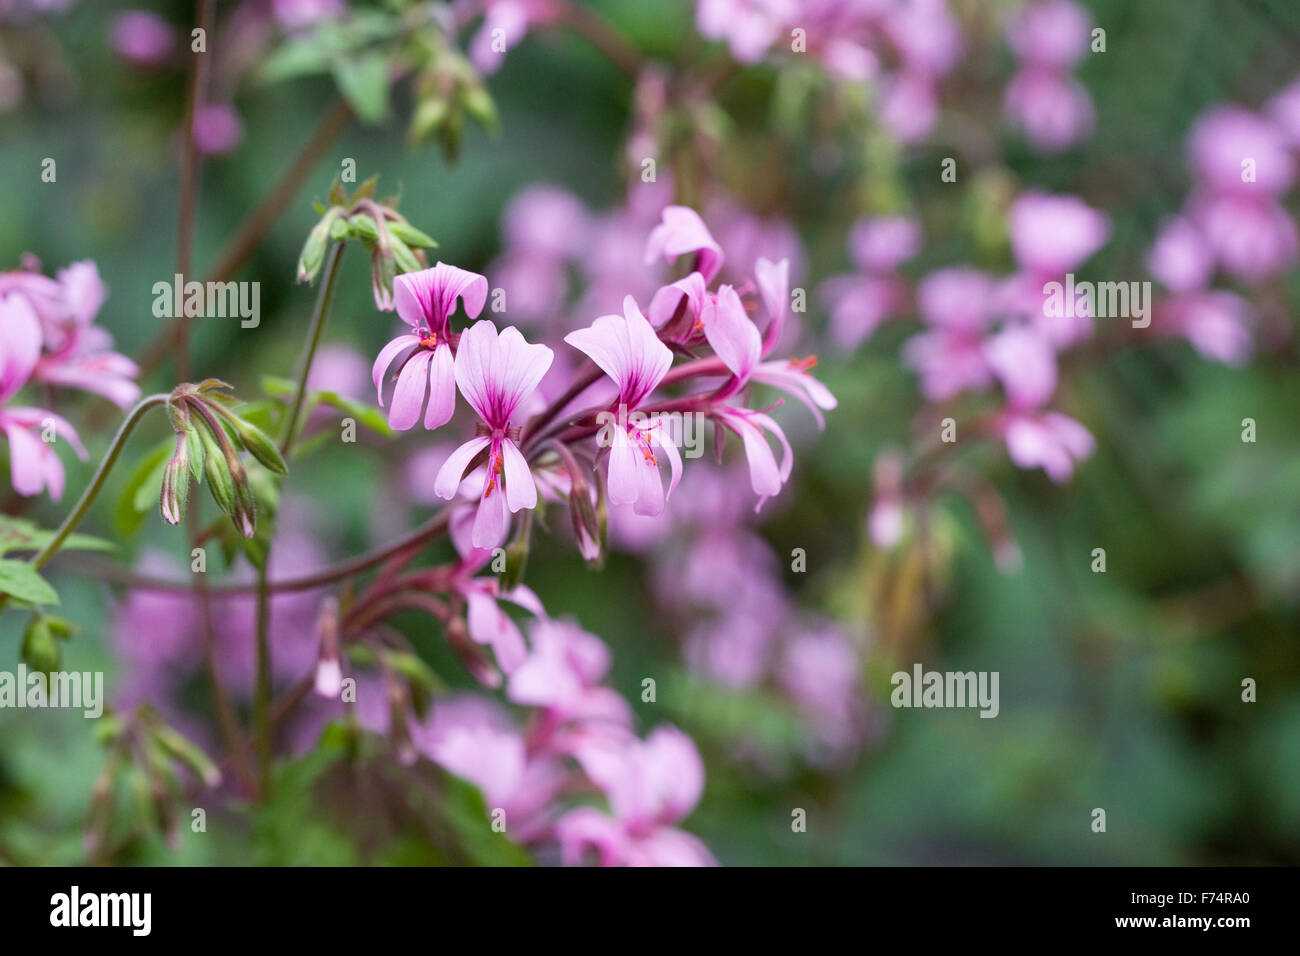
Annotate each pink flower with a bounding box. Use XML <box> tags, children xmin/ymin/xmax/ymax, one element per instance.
<box><xmin>271</xmin><ymin>0</ymin><xmax>344</xmax><ymax>31</ymax></box>
<box><xmin>1004</xmin><ymin>0</ymin><xmax>1090</xmax><ymax>68</ymax></box>
<box><xmin>0</xmin><ymin>260</ymin><xmax>139</xmax><ymax>408</ymax></box>
<box><xmin>1008</xmin><ymin>191</ymin><xmax>1110</xmax><ymax>276</ymax></box>
<box><xmin>1004</xmin><ymin>67</ymin><xmax>1094</xmax><ymax>153</ymax></box>
<box><xmin>1161</xmin><ymin>291</ymin><xmax>1254</xmax><ymax>366</ymax></box>
<box><xmin>434</xmin><ymin>320</ymin><xmax>553</xmax><ymax>548</ymax></box>
<box><xmin>192</xmin><ymin>104</ymin><xmax>244</xmax><ymax>156</ymax></box>
<box><xmin>454</xmin><ymin>572</ymin><xmax>544</xmax><ymax>676</ymax></box>
<box><xmin>645</xmin><ymin>205</ymin><xmax>725</xmax><ymax>282</ymax></box>
<box><xmin>373</xmin><ymin>263</ymin><xmax>489</xmax><ymax>431</ymax></box>
<box><xmin>109</xmin><ymin>11</ymin><xmax>175</xmax><ymax>67</ymax></box>
<box><xmin>1265</xmin><ymin>77</ymin><xmax>1300</xmax><ymax>148</ymax></box>
<box><xmin>1147</xmin><ymin>217</ymin><xmax>1215</xmax><ymax>294</ymax></box>
<box><xmin>469</xmin><ymin>0</ymin><xmax>557</xmax><ymax>74</ymax></box>
<box><xmin>566</xmin><ymin>296</ymin><xmax>681</xmax><ymax>516</ymax></box>
<box><xmin>415</xmin><ymin>695</ymin><xmax>566</xmax><ymax>841</ymax></box>
<box><xmin>508</xmin><ymin>618</ymin><xmax>632</xmax><ymax>726</ymax></box>
<box><xmin>983</xmin><ymin>324</ymin><xmax>1058</xmax><ymax>409</ymax></box>
<box><xmin>1191</xmin><ymin>193</ymin><xmax>1298</xmax><ymax>282</ymax></box>
<box><xmin>879</xmin><ymin>71</ymin><xmax>939</xmax><ymax>143</ymax></box>
<box><xmin>997</xmin><ymin>408</ymin><xmax>1095</xmax><ymax>482</ymax></box>
<box><xmin>33</xmin><ymin>331</ymin><xmax>141</xmax><ymax>409</ymax></box>
<box><xmin>712</xmin><ymin>404</ymin><xmax>792</xmax><ymax>510</ymax></box>
<box><xmin>1189</xmin><ymin>106</ymin><xmax>1294</xmax><ymax>197</ymax></box>
<box><xmin>695</xmin><ymin>0</ymin><xmax>795</xmax><ymax>64</ymax></box>
<box><xmin>0</xmin><ymin>294</ymin><xmax>87</xmax><ymax>499</ymax></box>
<box><xmin>903</xmin><ymin>268</ymin><xmax>996</xmax><ymax>400</ymax></box>
<box><xmin>557</xmin><ymin>725</ymin><xmax>715</xmax><ymax>867</ymax></box>
<box><xmin>703</xmin><ymin>284</ymin><xmax>761</xmax><ymax>388</ymax></box>
<box><xmin>849</xmin><ymin>216</ymin><xmax>923</xmax><ymax>273</ymax></box>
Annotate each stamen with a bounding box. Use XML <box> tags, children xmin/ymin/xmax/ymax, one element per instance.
<box><xmin>788</xmin><ymin>354</ymin><xmax>818</xmax><ymax>372</ymax></box>
<box><xmin>419</xmin><ymin>332</ymin><xmax>438</xmax><ymax>349</ymax></box>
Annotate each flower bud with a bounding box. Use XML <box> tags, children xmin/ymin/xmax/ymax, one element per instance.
<box><xmin>298</xmin><ymin>207</ymin><xmax>341</xmax><ymax>283</ymax></box>
<box><xmin>314</xmin><ymin>596</ymin><xmax>343</xmax><ymax>699</ymax></box>
<box><xmin>223</xmin><ymin>413</ymin><xmax>288</xmax><ymax>476</ymax></box>
<box><xmin>159</xmin><ymin>434</ymin><xmax>191</xmax><ymax>525</ymax></box>
<box><xmin>21</xmin><ymin>614</ymin><xmax>59</xmax><ymax>674</ymax></box>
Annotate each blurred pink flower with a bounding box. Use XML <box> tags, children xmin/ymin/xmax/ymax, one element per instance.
<box><xmin>645</xmin><ymin>205</ymin><xmax>724</xmax><ymax>282</ymax></box>
<box><xmin>997</xmin><ymin>408</ymin><xmax>1095</xmax><ymax>482</ymax></box>
<box><xmin>695</xmin><ymin>0</ymin><xmax>796</xmax><ymax>64</ymax></box>
<box><xmin>192</xmin><ymin>104</ymin><xmax>244</xmax><ymax>155</ymax></box>
<box><xmin>0</xmin><ymin>293</ymin><xmax>87</xmax><ymax>499</ymax></box>
<box><xmin>110</xmin><ymin>11</ymin><xmax>176</xmax><ymax>67</ymax></box>
<box><xmin>1189</xmin><ymin>106</ymin><xmax>1294</xmax><ymax>196</ymax></box>
<box><xmin>1004</xmin><ymin>0</ymin><xmax>1090</xmax><ymax>68</ymax></box>
<box><xmin>1008</xmin><ymin>191</ymin><xmax>1110</xmax><ymax>276</ymax></box>
<box><xmin>1004</xmin><ymin>67</ymin><xmax>1094</xmax><ymax>153</ymax></box>
<box><xmin>558</xmin><ymin>725</ymin><xmax>716</xmax><ymax>866</ymax></box>
<box><xmin>1147</xmin><ymin>216</ymin><xmax>1215</xmax><ymax>294</ymax></box>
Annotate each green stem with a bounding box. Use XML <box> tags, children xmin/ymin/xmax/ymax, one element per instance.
<box><xmin>252</xmin><ymin>240</ymin><xmax>345</xmax><ymax>798</ymax></box>
<box><xmin>280</xmin><ymin>242</ymin><xmax>345</xmax><ymax>457</ymax></box>
<box><xmin>31</xmin><ymin>394</ymin><xmax>169</xmax><ymax>572</ymax></box>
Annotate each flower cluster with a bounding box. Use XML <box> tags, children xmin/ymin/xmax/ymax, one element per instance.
<box><xmin>0</xmin><ymin>259</ymin><xmax>138</xmax><ymax>499</ymax></box>
<box><xmin>373</xmin><ymin>202</ymin><xmax>836</xmax><ymax>562</ymax></box>
<box><xmin>695</xmin><ymin>0</ymin><xmax>964</xmax><ymax>144</ymax></box>
<box><xmin>1146</xmin><ymin>79</ymin><xmax>1300</xmax><ymax>364</ymax></box>
<box><xmin>1003</xmin><ymin>0</ymin><xmax>1096</xmax><ymax>154</ymax></box>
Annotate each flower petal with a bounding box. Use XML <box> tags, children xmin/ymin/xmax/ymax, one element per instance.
<box><xmin>423</xmin><ymin>342</ymin><xmax>457</xmax><ymax>429</ymax></box>
<box><xmin>388</xmin><ymin>349</ymin><xmax>433</xmax><ymax>430</ymax></box>
<box><xmin>433</xmin><ymin>436</ymin><xmax>491</xmax><ymax>500</ymax></box>
<box><xmin>500</xmin><ymin>438</ymin><xmax>537</xmax><ymax>513</ymax></box>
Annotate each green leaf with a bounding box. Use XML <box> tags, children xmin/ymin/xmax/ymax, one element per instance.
<box><xmin>0</xmin><ymin>516</ymin><xmax>114</xmax><ymax>557</ymax></box>
<box><xmin>133</xmin><ymin>453</ymin><xmax>170</xmax><ymax>514</ymax></box>
<box><xmin>114</xmin><ymin>438</ymin><xmax>173</xmax><ymax>537</ymax></box>
<box><xmin>314</xmin><ymin>391</ymin><xmax>393</xmax><ymax>438</ymax></box>
<box><xmin>331</xmin><ymin>53</ymin><xmax>390</xmax><ymax>124</ymax></box>
<box><xmin>0</xmin><ymin>559</ymin><xmax>59</xmax><ymax>606</ymax></box>
<box><xmin>253</xmin><ymin>723</ymin><xmax>533</xmax><ymax>866</ymax></box>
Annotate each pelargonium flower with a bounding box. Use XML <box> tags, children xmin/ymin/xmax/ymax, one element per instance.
<box><xmin>557</xmin><ymin>724</ymin><xmax>716</xmax><ymax>867</ymax></box>
<box><xmin>749</xmin><ymin>257</ymin><xmax>837</xmax><ymax>426</ymax></box>
<box><xmin>434</xmin><ymin>320</ymin><xmax>553</xmax><ymax>548</ymax></box>
<box><xmin>644</xmin><ymin>205</ymin><xmax>724</xmax><ymax>282</ymax></box>
<box><xmin>712</xmin><ymin>404</ymin><xmax>792</xmax><ymax>510</ymax></box>
<box><xmin>996</xmin><ymin>408</ymin><xmax>1095</xmax><ymax>482</ymax></box>
<box><xmin>1008</xmin><ymin>191</ymin><xmax>1110</xmax><ymax>277</ymax></box>
<box><xmin>903</xmin><ymin>267</ymin><xmax>997</xmax><ymax>401</ymax></box>
<box><xmin>0</xmin><ymin>260</ymin><xmax>140</xmax><ymax>408</ymax></box>
<box><xmin>565</xmin><ymin>296</ymin><xmax>681</xmax><ymax>516</ymax></box>
<box><xmin>468</xmin><ymin>0</ymin><xmax>558</xmax><ymax>75</ymax></box>
<box><xmin>0</xmin><ymin>294</ymin><xmax>87</xmax><ymax>499</ymax></box>
<box><xmin>373</xmin><ymin>263</ymin><xmax>489</xmax><ymax>430</ymax></box>
<box><xmin>507</xmin><ymin>618</ymin><xmax>633</xmax><ymax>728</ymax></box>
<box><xmin>109</xmin><ymin>10</ymin><xmax>175</xmax><ymax>67</ymax></box>
<box><xmin>694</xmin><ymin>0</ymin><xmax>795</xmax><ymax>64</ymax></box>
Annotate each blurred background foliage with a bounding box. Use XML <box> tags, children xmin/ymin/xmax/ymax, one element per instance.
<box><xmin>1</xmin><ymin>0</ymin><xmax>1298</xmax><ymax>865</ymax></box>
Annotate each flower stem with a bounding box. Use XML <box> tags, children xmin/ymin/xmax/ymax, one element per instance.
<box><xmin>31</xmin><ymin>394</ymin><xmax>170</xmax><ymax>572</ymax></box>
<box><xmin>252</xmin><ymin>240</ymin><xmax>345</xmax><ymax>798</ymax></box>
<box><xmin>280</xmin><ymin>242</ymin><xmax>345</xmax><ymax>457</ymax></box>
